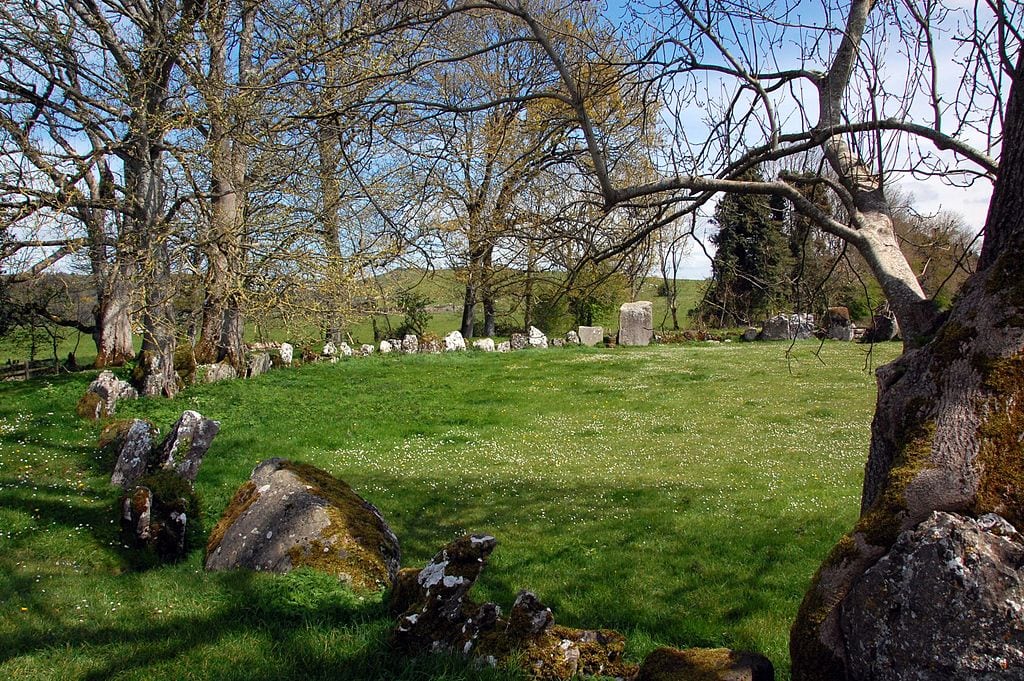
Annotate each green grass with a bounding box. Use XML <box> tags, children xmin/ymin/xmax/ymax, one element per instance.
<box><xmin>0</xmin><ymin>340</ymin><xmax>900</xmax><ymax>679</ymax></box>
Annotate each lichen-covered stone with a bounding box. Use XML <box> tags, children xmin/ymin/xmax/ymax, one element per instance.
<box><xmin>444</xmin><ymin>331</ymin><xmax>466</xmax><ymax>352</ymax></box>
<box><xmin>205</xmin><ymin>458</ymin><xmax>399</xmax><ymax>591</ymax></box>
<box><xmin>419</xmin><ymin>335</ymin><xmax>441</xmax><ymax>353</ymax></box>
<box><xmin>379</xmin><ymin>340</ymin><xmax>394</xmax><ymax>354</ymax></box>
<box><xmin>121</xmin><ymin>469</ymin><xmax>198</xmax><ymax>562</ymax></box>
<box><xmin>279</xmin><ymin>342</ymin><xmax>294</xmax><ymax>365</ymax></box>
<box><xmin>150</xmin><ymin>410</ymin><xmax>219</xmax><ymax>483</ymax></box>
<box><xmin>758</xmin><ymin>313</ymin><xmax>815</xmax><ymax>341</ymax></box>
<box><xmin>109</xmin><ymin>419</ymin><xmax>159</xmax><ymax>488</ymax></box>
<box><xmin>472</xmin><ymin>338</ymin><xmax>495</xmax><ymax>352</ymax></box>
<box><xmin>510</xmin><ymin>333</ymin><xmax>528</xmax><ymax>351</ymax></box>
<box><xmin>322</xmin><ymin>341</ymin><xmax>337</xmax><ymax>357</ymax></box>
<box><xmin>360</xmin><ymin>344</ymin><xmax>374</xmax><ymax>357</ymax></box>
<box><xmin>198</xmin><ymin>362</ymin><xmax>237</xmax><ymax>384</ymax></box>
<box><xmin>565</xmin><ymin>330</ymin><xmax>580</xmax><ymax>345</ymax></box>
<box><xmin>393</xmin><ymin>535</ymin><xmax>635</xmax><ymax>680</ymax></box>
<box><xmin>577</xmin><ymin>326</ymin><xmax>603</xmax><ymax>347</ymax></box>
<box><xmin>840</xmin><ymin>511</ymin><xmax>1024</xmax><ymax>680</ymax></box>
<box><xmin>528</xmin><ymin>326</ymin><xmax>548</xmax><ymax>349</ymax></box>
<box><xmin>401</xmin><ymin>335</ymin><xmax>418</xmax><ymax>354</ymax></box>
<box><xmin>636</xmin><ymin>647</ymin><xmax>774</xmax><ymax>680</ymax></box>
<box><xmin>618</xmin><ymin>302</ymin><xmax>654</xmax><ymax>346</ymax></box>
<box><xmin>77</xmin><ymin>370</ymin><xmax>138</xmax><ymax>420</ymax></box>
<box><xmin>246</xmin><ymin>352</ymin><xmax>272</xmax><ymax>378</ymax></box>
<box><xmin>497</xmin><ymin>340</ymin><xmax>511</xmax><ymax>352</ymax></box>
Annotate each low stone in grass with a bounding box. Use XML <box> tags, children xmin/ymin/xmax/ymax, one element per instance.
<box><xmin>391</xmin><ymin>534</ymin><xmax>634</xmax><ymax>680</ymax></box>
<box><xmin>151</xmin><ymin>410</ymin><xmax>220</xmax><ymax>483</ymax></box>
<box><xmin>861</xmin><ymin>311</ymin><xmax>900</xmax><ymax>343</ymax></box>
<box><xmin>205</xmin><ymin>458</ymin><xmax>400</xmax><ymax>591</ymax></box>
<box><xmin>246</xmin><ymin>352</ymin><xmax>272</xmax><ymax>378</ymax></box>
<box><xmin>444</xmin><ymin>330</ymin><xmax>466</xmax><ymax>352</ymax></box>
<box><xmin>758</xmin><ymin>313</ymin><xmax>815</xmax><ymax>341</ymax></box>
<box><xmin>108</xmin><ymin>419</ymin><xmax>159</xmax><ymax>488</ymax></box>
<box><xmin>76</xmin><ymin>370</ymin><xmax>138</xmax><ymax>420</ymax></box>
<box><xmin>280</xmin><ymin>342</ymin><xmax>294</xmax><ymax>365</ymax></box>
<box><xmin>510</xmin><ymin>333</ymin><xmax>528</xmax><ymax>351</ymax></box>
<box><xmin>528</xmin><ymin>326</ymin><xmax>548</xmax><ymax>349</ymax></box>
<box><xmin>379</xmin><ymin>340</ymin><xmax>394</xmax><ymax>354</ymax></box>
<box><xmin>577</xmin><ymin>326</ymin><xmax>603</xmax><ymax>347</ymax></box>
<box><xmin>635</xmin><ymin>647</ymin><xmax>774</xmax><ymax>680</ymax></box>
<box><xmin>198</xmin><ymin>362</ymin><xmax>237</xmax><ymax>384</ymax></box>
<box><xmin>338</xmin><ymin>342</ymin><xmax>353</xmax><ymax>358</ymax></box>
<box><xmin>401</xmin><ymin>334</ymin><xmax>418</xmax><ymax>354</ymax></box>
<box><xmin>121</xmin><ymin>469</ymin><xmax>200</xmax><ymax>563</ymax></box>
<box><xmin>323</xmin><ymin>341</ymin><xmax>337</xmax><ymax>357</ymax></box>
<box><xmin>472</xmin><ymin>338</ymin><xmax>495</xmax><ymax>352</ymax></box>
<box><xmin>564</xmin><ymin>330</ymin><xmax>580</xmax><ymax>345</ymax></box>
<box><xmin>420</xmin><ymin>335</ymin><xmax>442</xmax><ymax>354</ymax></box>
<box><xmin>360</xmin><ymin>344</ymin><xmax>374</xmax><ymax>357</ymax></box>
<box><xmin>497</xmin><ymin>340</ymin><xmax>511</xmax><ymax>352</ymax></box>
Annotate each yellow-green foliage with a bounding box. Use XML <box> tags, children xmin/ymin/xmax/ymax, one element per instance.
<box><xmin>281</xmin><ymin>461</ymin><xmax>395</xmax><ymax>592</ymax></box>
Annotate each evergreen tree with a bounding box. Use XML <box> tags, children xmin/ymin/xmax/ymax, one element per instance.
<box><xmin>696</xmin><ymin>169</ymin><xmax>792</xmax><ymax>327</ymax></box>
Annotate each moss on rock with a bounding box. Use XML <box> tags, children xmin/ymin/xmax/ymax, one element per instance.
<box><xmin>636</xmin><ymin>646</ymin><xmax>773</xmax><ymax>681</ymax></box>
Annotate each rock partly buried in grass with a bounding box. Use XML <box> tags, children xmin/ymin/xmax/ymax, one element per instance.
<box><xmin>635</xmin><ymin>647</ymin><xmax>775</xmax><ymax>680</ymax></box>
<box><xmin>197</xmin><ymin>362</ymin><xmax>237</xmax><ymax>384</ymax></box>
<box><xmin>205</xmin><ymin>458</ymin><xmax>400</xmax><ymax>591</ymax></box>
<box><xmin>121</xmin><ymin>469</ymin><xmax>200</xmax><ymax>562</ymax></box>
<box><xmin>391</xmin><ymin>534</ymin><xmax>634</xmax><ymax>680</ymax></box>
<box><xmin>106</xmin><ymin>418</ymin><xmax>159</xmax><ymax>488</ymax></box>
<box><xmin>76</xmin><ymin>370</ymin><xmax>138</xmax><ymax>420</ymax></box>
<box><xmin>151</xmin><ymin>410</ymin><xmax>220</xmax><ymax>483</ymax></box>
<box><xmin>840</xmin><ymin>511</ymin><xmax>1024</xmax><ymax>680</ymax></box>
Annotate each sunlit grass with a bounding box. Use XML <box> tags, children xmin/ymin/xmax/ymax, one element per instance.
<box><xmin>0</xmin><ymin>340</ymin><xmax>900</xmax><ymax>679</ymax></box>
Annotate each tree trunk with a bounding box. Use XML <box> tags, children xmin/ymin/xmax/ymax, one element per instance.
<box><xmin>460</xmin><ymin>280</ymin><xmax>477</xmax><ymax>339</ymax></box>
<box><xmin>93</xmin><ymin>270</ymin><xmax>135</xmax><ymax>368</ymax></box>
<box><xmin>791</xmin><ymin>50</ymin><xmax>1024</xmax><ymax>681</ymax></box>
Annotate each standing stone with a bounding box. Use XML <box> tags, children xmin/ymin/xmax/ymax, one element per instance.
<box><xmin>360</xmin><ymin>344</ymin><xmax>374</xmax><ymax>357</ymax></box>
<box><xmin>827</xmin><ymin>307</ymin><xmax>855</xmax><ymax>341</ymax></box>
<box><xmin>444</xmin><ymin>330</ymin><xmax>467</xmax><ymax>352</ymax></box>
<box><xmin>379</xmin><ymin>340</ymin><xmax>393</xmax><ymax>354</ymax></box>
<box><xmin>862</xmin><ymin>312</ymin><xmax>900</xmax><ymax>343</ymax></box>
<box><xmin>76</xmin><ymin>370</ymin><xmax>138</xmax><ymax>420</ymax></box>
<box><xmin>205</xmin><ymin>458</ymin><xmax>400</xmax><ymax>591</ymax></box>
<box><xmin>577</xmin><ymin>326</ymin><xmax>604</xmax><ymax>347</ymax></box>
<box><xmin>757</xmin><ymin>313</ymin><xmax>815</xmax><ymax>341</ymax></box>
<box><xmin>472</xmin><ymin>338</ymin><xmax>495</xmax><ymax>352</ymax></box>
<box><xmin>336</xmin><ymin>342</ymin><xmax>352</xmax><ymax>358</ymax></box>
<box><xmin>840</xmin><ymin>511</ymin><xmax>1024</xmax><ymax>681</ymax></box>
<box><xmin>618</xmin><ymin>302</ymin><xmax>654</xmax><ymax>346</ymax></box>
<box><xmin>528</xmin><ymin>326</ymin><xmax>548</xmax><ymax>349</ymax></box>
<box><xmin>401</xmin><ymin>334</ymin><xmax>419</xmax><ymax>354</ymax></box>
<box><xmin>322</xmin><ymin>341</ymin><xmax>337</xmax><ymax>357</ymax></box>
<box><xmin>510</xmin><ymin>333</ymin><xmax>528</xmax><ymax>351</ymax></box>
<box><xmin>279</xmin><ymin>342</ymin><xmax>294</xmax><ymax>365</ymax></box>
<box><xmin>151</xmin><ymin>411</ymin><xmax>220</xmax><ymax>483</ymax></box>
<box><xmin>246</xmin><ymin>352</ymin><xmax>272</xmax><ymax>378</ymax></box>
<box><xmin>741</xmin><ymin>327</ymin><xmax>759</xmax><ymax>342</ymax></box>
<box><xmin>565</xmin><ymin>330</ymin><xmax>580</xmax><ymax>345</ymax></box>
<box><xmin>109</xmin><ymin>419</ymin><xmax>159</xmax><ymax>488</ymax></box>
<box><xmin>497</xmin><ymin>341</ymin><xmax>511</xmax><ymax>353</ymax></box>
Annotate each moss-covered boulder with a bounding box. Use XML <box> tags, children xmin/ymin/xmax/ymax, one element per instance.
<box><xmin>76</xmin><ymin>370</ymin><xmax>138</xmax><ymax>420</ymax></box>
<box><xmin>205</xmin><ymin>458</ymin><xmax>400</xmax><ymax>591</ymax></box>
<box><xmin>636</xmin><ymin>647</ymin><xmax>774</xmax><ymax>680</ymax></box>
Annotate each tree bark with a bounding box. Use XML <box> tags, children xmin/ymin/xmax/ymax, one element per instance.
<box><xmin>791</xmin><ymin>49</ymin><xmax>1024</xmax><ymax>681</ymax></box>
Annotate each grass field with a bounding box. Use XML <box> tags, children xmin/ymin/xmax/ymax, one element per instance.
<box><xmin>0</xmin><ymin>340</ymin><xmax>900</xmax><ymax>680</ymax></box>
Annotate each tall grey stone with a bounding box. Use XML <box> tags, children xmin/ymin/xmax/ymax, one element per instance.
<box><xmin>444</xmin><ymin>330</ymin><xmax>467</xmax><ymax>352</ymax></box>
<box><xmin>828</xmin><ymin>307</ymin><xmax>855</xmax><ymax>341</ymax></box>
<box><xmin>110</xmin><ymin>419</ymin><xmax>159</xmax><ymax>488</ymax></box>
<box><xmin>618</xmin><ymin>302</ymin><xmax>654</xmax><ymax>346</ymax></box>
<box><xmin>246</xmin><ymin>352</ymin><xmax>272</xmax><ymax>378</ymax></box>
<box><xmin>577</xmin><ymin>326</ymin><xmax>603</xmax><ymax>347</ymax></box>
<box><xmin>527</xmin><ymin>326</ymin><xmax>548</xmax><ymax>349</ymax></box>
<box><xmin>152</xmin><ymin>411</ymin><xmax>220</xmax><ymax>482</ymax></box>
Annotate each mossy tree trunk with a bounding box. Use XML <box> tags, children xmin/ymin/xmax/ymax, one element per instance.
<box><xmin>790</xmin><ymin>48</ymin><xmax>1024</xmax><ymax>680</ymax></box>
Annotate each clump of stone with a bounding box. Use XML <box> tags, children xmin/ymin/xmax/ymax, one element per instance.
<box><xmin>109</xmin><ymin>410</ymin><xmax>220</xmax><ymax>562</ymax></box>
<box><xmin>197</xmin><ymin>361</ymin><xmax>237</xmax><ymax>384</ymax></box>
<box><xmin>76</xmin><ymin>370</ymin><xmax>138</xmax><ymax>420</ymax></box>
<box><xmin>205</xmin><ymin>458</ymin><xmax>400</xmax><ymax>592</ymax></box>
<box><xmin>246</xmin><ymin>352</ymin><xmax>272</xmax><ymax>378</ymax></box>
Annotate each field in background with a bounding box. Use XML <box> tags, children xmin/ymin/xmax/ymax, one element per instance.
<box><xmin>0</xmin><ymin>341</ymin><xmax>900</xmax><ymax>679</ymax></box>
<box><xmin>0</xmin><ymin>272</ymin><xmax>707</xmax><ymax>367</ymax></box>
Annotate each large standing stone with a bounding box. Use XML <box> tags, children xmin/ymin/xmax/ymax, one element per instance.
<box><xmin>279</xmin><ymin>343</ymin><xmax>294</xmax><ymax>365</ymax></box>
<box><xmin>444</xmin><ymin>330</ymin><xmax>467</xmax><ymax>352</ymax></box>
<box><xmin>76</xmin><ymin>371</ymin><xmax>138</xmax><ymax>420</ymax></box>
<box><xmin>827</xmin><ymin>307</ymin><xmax>855</xmax><ymax>341</ymax></box>
<box><xmin>618</xmin><ymin>302</ymin><xmax>654</xmax><ymax>346</ymax></box>
<box><xmin>151</xmin><ymin>411</ymin><xmax>220</xmax><ymax>483</ymax></box>
<box><xmin>108</xmin><ymin>419</ymin><xmax>159</xmax><ymax>488</ymax></box>
<box><xmin>401</xmin><ymin>334</ymin><xmax>419</xmax><ymax>354</ymax></box>
<box><xmin>840</xmin><ymin>511</ymin><xmax>1024</xmax><ymax>680</ymax></box>
<box><xmin>379</xmin><ymin>340</ymin><xmax>393</xmax><ymax>354</ymax></box>
<box><xmin>510</xmin><ymin>333</ymin><xmax>528</xmax><ymax>351</ymax></box>
<box><xmin>205</xmin><ymin>458</ymin><xmax>400</xmax><ymax>591</ymax></box>
<box><xmin>472</xmin><ymin>338</ymin><xmax>495</xmax><ymax>352</ymax></box>
<box><xmin>246</xmin><ymin>352</ymin><xmax>272</xmax><ymax>378</ymax></box>
<box><xmin>577</xmin><ymin>326</ymin><xmax>604</xmax><ymax>347</ymax></box>
<box><xmin>757</xmin><ymin>313</ymin><xmax>815</xmax><ymax>341</ymax></box>
<box><xmin>528</xmin><ymin>326</ymin><xmax>548</xmax><ymax>349</ymax></box>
